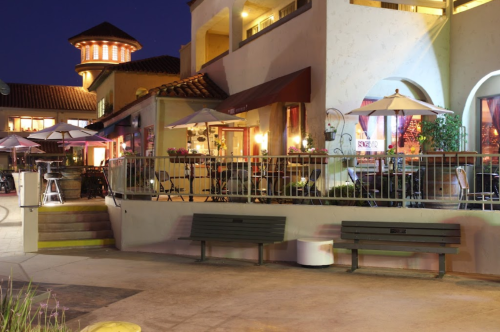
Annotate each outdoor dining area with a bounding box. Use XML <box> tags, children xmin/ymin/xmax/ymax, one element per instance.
<box><xmin>0</xmin><ymin>123</ymin><xmax>109</xmax><ymax>204</ymax></box>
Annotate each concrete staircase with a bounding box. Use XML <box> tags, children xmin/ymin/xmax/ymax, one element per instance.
<box><xmin>38</xmin><ymin>205</ymin><xmax>115</xmax><ymax>249</ymax></box>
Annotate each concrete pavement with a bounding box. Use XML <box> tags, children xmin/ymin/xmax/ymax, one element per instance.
<box><xmin>1</xmin><ymin>249</ymin><xmax>500</xmax><ymax>332</ymax></box>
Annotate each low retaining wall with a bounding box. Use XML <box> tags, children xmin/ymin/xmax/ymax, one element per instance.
<box><xmin>105</xmin><ymin>197</ymin><xmax>500</xmax><ymax>276</ymax></box>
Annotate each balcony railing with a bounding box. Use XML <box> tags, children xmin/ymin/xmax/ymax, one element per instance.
<box><xmin>108</xmin><ymin>153</ymin><xmax>500</xmax><ymax>210</ymax></box>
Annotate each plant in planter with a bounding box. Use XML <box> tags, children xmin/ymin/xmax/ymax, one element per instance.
<box><xmin>419</xmin><ymin>114</ymin><xmax>473</xmax><ymax>164</ymax></box>
<box><xmin>325</xmin><ymin>123</ymin><xmax>337</xmax><ymax>141</ymax></box>
<box><xmin>327</xmin><ymin>184</ymin><xmax>364</xmax><ymax>206</ymax></box>
<box><xmin>285</xmin><ymin>180</ymin><xmax>306</xmax><ymax>204</ymax></box>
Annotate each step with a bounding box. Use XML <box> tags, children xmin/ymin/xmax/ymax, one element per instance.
<box><xmin>39</xmin><ymin>230</ymin><xmax>114</xmax><ymax>242</ymax></box>
<box><xmin>39</xmin><ymin>221</ymin><xmax>111</xmax><ymax>232</ymax></box>
<box><xmin>38</xmin><ymin>238</ymin><xmax>115</xmax><ymax>250</ymax></box>
<box><xmin>38</xmin><ymin>205</ymin><xmax>107</xmax><ymax>213</ymax></box>
<box><xmin>39</xmin><ymin>212</ymin><xmax>110</xmax><ymax>223</ymax></box>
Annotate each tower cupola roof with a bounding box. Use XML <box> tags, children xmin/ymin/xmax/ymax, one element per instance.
<box><xmin>68</xmin><ymin>21</ymin><xmax>142</xmax><ymax>50</ymax></box>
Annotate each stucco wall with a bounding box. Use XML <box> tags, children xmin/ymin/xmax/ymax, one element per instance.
<box><xmin>450</xmin><ymin>0</ymin><xmax>500</xmax><ymax>124</ymax></box>
<box><xmin>326</xmin><ymin>1</ymin><xmax>450</xmax><ymax>157</ymax></box>
<box><xmin>108</xmin><ymin>199</ymin><xmax>500</xmax><ymax>276</ymax></box>
<box><xmin>206</xmin><ymin>33</ymin><xmax>229</xmax><ymax>62</ymax></box>
<box><xmin>193</xmin><ymin>0</ymin><xmax>327</xmax><ymax>149</ymax></box>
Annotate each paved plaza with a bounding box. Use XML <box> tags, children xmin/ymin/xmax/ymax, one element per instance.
<box><xmin>1</xmin><ymin>249</ymin><xmax>500</xmax><ymax>332</ymax></box>
<box><xmin>0</xmin><ymin>193</ymin><xmax>23</xmax><ymax>257</ymax></box>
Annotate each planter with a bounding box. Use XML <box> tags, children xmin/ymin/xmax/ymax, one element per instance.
<box><xmin>324</xmin><ymin>131</ymin><xmax>336</xmax><ymax>141</ymax></box>
<box><xmin>425</xmin><ymin>166</ymin><xmax>461</xmax><ymax>209</ymax></box>
<box><xmin>60</xmin><ymin>168</ymin><xmax>82</xmax><ymax>200</ymax></box>
<box><xmin>168</xmin><ymin>154</ymin><xmax>204</xmax><ymax>164</ymax></box>
<box><xmin>288</xmin><ymin>153</ymin><xmax>328</xmax><ymax>164</ymax></box>
<box><xmin>427</xmin><ymin>151</ymin><xmax>477</xmax><ymax>165</ymax></box>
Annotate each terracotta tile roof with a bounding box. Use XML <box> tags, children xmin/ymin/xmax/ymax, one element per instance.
<box><xmin>0</xmin><ymin>83</ymin><xmax>96</xmax><ymax>111</ymax></box>
<box><xmin>68</xmin><ymin>22</ymin><xmax>142</xmax><ymax>49</ymax></box>
<box><xmin>88</xmin><ymin>55</ymin><xmax>180</xmax><ymax>91</ymax></box>
<box><xmin>98</xmin><ymin>73</ymin><xmax>227</xmax><ymax>125</ymax></box>
<box><xmin>153</xmin><ymin>73</ymin><xmax>228</xmax><ymax>99</ymax></box>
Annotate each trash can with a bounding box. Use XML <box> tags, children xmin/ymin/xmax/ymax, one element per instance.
<box><xmin>297</xmin><ymin>238</ymin><xmax>334</xmax><ymax>267</ymax></box>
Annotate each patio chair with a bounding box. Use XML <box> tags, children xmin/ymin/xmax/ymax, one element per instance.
<box><xmin>155</xmin><ymin>171</ymin><xmax>184</xmax><ymax>201</ymax></box>
<box><xmin>456</xmin><ymin>167</ymin><xmax>494</xmax><ymax>210</ymax></box>
<box><xmin>347</xmin><ymin>168</ymin><xmax>378</xmax><ymax>207</ymax></box>
<box><xmin>296</xmin><ymin>169</ymin><xmax>322</xmax><ymax>205</ymax></box>
<box><xmin>397</xmin><ymin>167</ymin><xmax>425</xmax><ymax>208</ymax></box>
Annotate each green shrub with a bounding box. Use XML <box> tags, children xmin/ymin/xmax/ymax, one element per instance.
<box><xmin>327</xmin><ymin>184</ymin><xmax>364</xmax><ymax>206</ymax></box>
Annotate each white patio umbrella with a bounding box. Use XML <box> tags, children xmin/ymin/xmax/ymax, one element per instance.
<box><xmin>165</xmin><ymin>108</ymin><xmax>245</xmax><ymax>155</ymax></box>
<box><xmin>347</xmin><ymin>89</ymin><xmax>454</xmax><ymax>150</ymax></box>
<box><xmin>0</xmin><ymin>135</ymin><xmax>41</xmax><ymax>170</ymax></box>
<box><xmin>27</xmin><ymin>122</ymin><xmax>97</xmax><ymax>154</ymax></box>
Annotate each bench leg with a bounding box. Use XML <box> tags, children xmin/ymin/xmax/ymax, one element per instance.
<box><xmin>438</xmin><ymin>253</ymin><xmax>445</xmax><ymax>278</ymax></box>
<box><xmin>351</xmin><ymin>249</ymin><xmax>359</xmax><ymax>272</ymax></box>
<box><xmin>197</xmin><ymin>240</ymin><xmax>206</xmax><ymax>262</ymax></box>
<box><xmin>257</xmin><ymin>243</ymin><xmax>264</xmax><ymax>266</ymax></box>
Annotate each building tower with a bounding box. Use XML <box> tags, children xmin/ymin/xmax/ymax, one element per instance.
<box><xmin>68</xmin><ymin>22</ymin><xmax>142</xmax><ymax>90</ymax></box>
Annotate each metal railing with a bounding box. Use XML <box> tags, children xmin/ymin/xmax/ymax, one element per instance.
<box><xmin>107</xmin><ymin>153</ymin><xmax>500</xmax><ymax>209</ymax></box>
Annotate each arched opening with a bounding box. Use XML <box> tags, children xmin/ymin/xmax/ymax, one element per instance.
<box><xmin>462</xmin><ymin>70</ymin><xmax>500</xmax><ymax>161</ymax></box>
<box><xmin>354</xmin><ymin>78</ymin><xmax>431</xmax><ymax>155</ymax></box>
<box><xmin>195</xmin><ymin>7</ymin><xmax>230</xmax><ymax>70</ymax></box>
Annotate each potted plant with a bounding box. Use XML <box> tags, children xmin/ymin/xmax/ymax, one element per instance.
<box><xmin>419</xmin><ymin>114</ymin><xmax>471</xmax><ymax>209</ymax></box>
<box><xmin>167</xmin><ymin>147</ymin><xmax>203</xmax><ymax>163</ymax></box>
<box><xmin>420</xmin><ymin>114</ymin><xmax>474</xmax><ymax>164</ymax></box>
<box><xmin>324</xmin><ymin>123</ymin><xmax>337</xmax><ymax>141</ymax></box>
<box><xmin>285</xmin><ymin>180</ymin><xmax>306</xmax><ymax>204</ymax></box>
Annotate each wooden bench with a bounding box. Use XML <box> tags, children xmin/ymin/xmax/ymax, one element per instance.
<box><xmin>179</xmin><ymin>213</ymin><xmax>286</xmax><ymax>265</ymax></box>
<box><xmin>333</xmin><ymin>221</ymin><xmax>461</xmax><ymax>278</ymax></box>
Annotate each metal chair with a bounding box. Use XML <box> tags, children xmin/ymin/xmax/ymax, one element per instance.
<box><xmin>155</xmin><ymin>171</ymin><xmax>184</xmax><ymax>201</ymax></box>
<box><xmin>347</xmin><ymin>168</ymin><xmax>378</xmax><ymax>207</ymax></box>
<box><xmin>296</xmin><ymin>169</ymin><xmax>322</xmax><ymax>205</ymax></box>
<box><xmin>456</xmin><ymin>167</ymin><xmax>494</xmax><ymax>210</ymax></box>
<box><xmin>0</xmin><ymin>171</ymin><xmax>11</xmax><ymax>194</ymax></box>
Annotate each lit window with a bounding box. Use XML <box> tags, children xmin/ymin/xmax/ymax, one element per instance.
<box><xmin>67</xmin><ymin>119</ymin><xmax>79</xmax><ymax>126</ymax></box>
<box><xmin>126</xmin><ymin>49</ymin><xmax>130</xmax><ymax>61</ymax></box>
<box><xmin>79</xmin><ymin>120</ymin><xmax>89</xmax><ymax>128</ymax></box>
<box><xmin>260</xmin><ymin>16</ymin><xmax>274</xmax><ymax>30</ymax></box>
<box><xmin>85</xmin><ymin>45</ymin><xmax>90</xmax><ymax>60</ymax></box>
<box><xmin>102</xmin><ymin>45</ymin><xmax>109</xmax><ymax>60</ymax></box>
<box><xmin>112</xmin><ymin>46</ymin><xmax>118</xmax><ymax>61</ymax></box>
<box><xmin>81</xmin><ymin>48</ymin><xmax>85</xmax><ymax>62</ymax></box>
<box><xmin>32</xmin><ymin>118</ymin><xmax>43</xmax><ymax>131</ymax></box>
<box><xmin>98</xmin><ymin>98</ymin><xmax>106</xmax><ymax>118</ymax></box>
<box><xmin>21</xmin><ymin>118</ymin><xmax>32</xmax><ymax>131</ymax></box>
<box><xmin>44</xmin><ymin>118</ymin><xmax>55</xmax><ymax>128</ymax></box>
<box><xmin>93</xmin><ymin>45</ymin><xmax>99</xmax><ymax>60</ymax></box>
<box><xmin>121</xmin><ymin>47</ymin><xmax>125</xmax><ymax>62</ymax></box>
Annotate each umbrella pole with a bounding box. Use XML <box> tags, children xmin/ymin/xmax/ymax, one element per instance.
<box><xmin>205</xmin><ymin>122</ymin><xmax>211</xmax><ymax>156</ymax></box>
<box><xmin>12</xmin><ymin>147</ymin><xmax>17</xmax><ymax>171</ymax></box>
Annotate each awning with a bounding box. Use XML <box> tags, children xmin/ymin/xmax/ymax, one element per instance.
<box><xmin>216</xmin><ymin>67</ymin><xmax>311</xmax><ymax>115</ymax></box>
<box><xmin>98</xmin><ymin>116</ymin><xmax>131</xmax><ymax>137</ymax></box>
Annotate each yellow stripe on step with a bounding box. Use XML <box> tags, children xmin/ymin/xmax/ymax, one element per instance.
<box><xmin>39</xmin><ymin>205</ymin><xmax>108</xmax><ymax>213</ymax></box>
<box><xmin>38</xmin><ymin>238</ymin><xmax>115</xmax><ymax>249</ymax></box>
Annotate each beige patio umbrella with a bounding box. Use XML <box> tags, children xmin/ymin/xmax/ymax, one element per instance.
<box><xmin>0</xmin><ymin>135</ymin><xmax>40</xmax><ymax>171</ymax></box>
<box><xmin>165</xmin><ymin>108</ymin><xmax>245</xmax><ymax>155</ymax></box>
<box><xmin>347</xmin><ymin>89</ymin><xmax>454</xmax><ymax>151</ymax></box>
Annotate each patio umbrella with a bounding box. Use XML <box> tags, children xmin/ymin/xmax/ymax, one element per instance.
<box><xmin>347</xmin><ymin>89</ymin><xmax>453</xmax><ymax>150</ymax></box>
<box><xmin>0</xmin><ymin>135</ymin><xmax>40</xmax><ymax>170</ymax></box>
<box><xmin>165</xmin><ymin>108</ymin><xmax>245</xmax><ymax>155</ymax></box>
<box><xmin>27</xmin><ymin>122</ymin><xmax>97</xmax><ymax>154</ymax></box>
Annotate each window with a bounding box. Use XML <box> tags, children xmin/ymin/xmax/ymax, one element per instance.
<box><xmin>81</xmin><ymin>48</ymin><xmax>85</xmax><ymax>62</ymax></box>
<box><xmin>112</xmin><ymin>46</ymin><xmax>118</xmax><ymax>61</ymax></box>
<box><xmin>93</xmin><ymin>45</ymin><xmax>99</xmax><ymax>59</ymax></box>
<box><xmin>85</xmin><ymin>45</ymin><xmax>90</xmax><ymax>60</ymax></box>
<box><xmin>8</xmin><ymin>117</ymin><xmax>55</xmax><ymax>132</ymax></box>
<box><xmin>126</xmin><ymin>49</ymin><xmax>130</xmax><ymax>61</ymax></box>
<box><xmin>67</xmin><ymin>119</ymin><xmax>90</xmax><ymax>127</ymax></box>
<box><xmin>285</xmin><ymin>105</ymin><xmax>305</xmax><ymax>153</ymax></box>
<box><xmin>280</xmin><ymin>2</ymin><xmax>295</xmax><ymax>19</ymax></box>
<box><xmin>102</xmin><ymin>45</ymin><xmax>109</xmax><ymax>60</ymax></box>
<box><xmin>98</xmin><ymin>98</ymin><xmax>106</xmax><ymax>118</ymax></box>
<box><xmin>260</xmin><ymin>16</ymin><xmax>274</xmax><ymax>30</ymax></box>
<box><xmin>246</xmin><ymin>25</ymin><xmax>259</xmax><ymax>38</ymax></box>
<box><xmin>121</xmin><ymin>47</ymin><xmax>125</xmax><ymax>62</ymax></box>
<box><xmin>480</xmin><ymin>96</ymin><xmax>500</xmax><ymax>163</ymax></box>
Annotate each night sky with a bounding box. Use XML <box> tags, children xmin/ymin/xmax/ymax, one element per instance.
<box><xmin>0</xmin><ymin>1</ymin><xmax>192</xmax><ymax>87</ymax></box>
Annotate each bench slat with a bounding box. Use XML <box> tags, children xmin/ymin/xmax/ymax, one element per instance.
<box><xmin>342</xmin><ymin>221</ymin><xmax>460</xmax><ymax>230</ymax></box>
<box><xmin>179</xmin><ymin>236</ymin><xmax>277</xmax><ymax>244</ymax></box>
<box><xmin>341</xmin><ymin>233</ymin><xmax>461</xmax><ymax>244</ymax></box>
<box><xmin>341</xmin><ymin>226</ymin><xmax>461</xmax><ymax>237</ymax></box>
<box><xmin>189</xmin><ymin>231</ymin><xmax>284</xmax><ymax>241</ymax></box>
<box><xmin>333</xmin><ymin>242</ymin><xmax>459</xmax><ymax>254</ymax></box>
<box><xmin>192</xmin><ymin>227</ymin><xmax>285</xmax><ymax>237</ymax></box>
<box><xmin>192</xmin><ymin>222</ymin><xmax>285</xmax><ymax>230</ymax></box>
<box><xmin>194</xmin><ymin>214</ymin><xmax>286</xmax><ymax>224</ymax></box>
